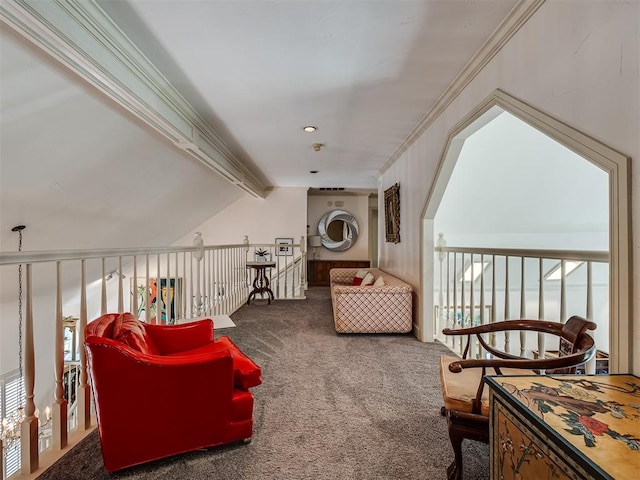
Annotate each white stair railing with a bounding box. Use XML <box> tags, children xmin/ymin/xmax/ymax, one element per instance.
<box><xmin>0</xmin><ymin>236</ymin><xmax>306</xmax><ymax>479</ymax></box>
<box><xmin>435</xmin><ymin>233</ymin><xmax>608</xmax><ymax>373</ymax></box>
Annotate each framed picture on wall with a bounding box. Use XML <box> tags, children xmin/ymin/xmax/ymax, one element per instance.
<box><xmin>131</xmin><ymin>277</ymin><xmax>182</xmax><ymax>323</ymax></box>
<box><xmin>275</xmin><ymin>237</ymin><xmax>293</xmax><ymax>256</ymax></box>
<box><xmin>384</xmin><ymin>183</ymin><xmax>400</xmax><ymax>243</ymax></box>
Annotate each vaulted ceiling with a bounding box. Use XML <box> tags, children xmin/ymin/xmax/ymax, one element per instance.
<box><xmin>0</xmin><ymin>0</ymin><xmax>519</xmax><ymax>251</ymax></box>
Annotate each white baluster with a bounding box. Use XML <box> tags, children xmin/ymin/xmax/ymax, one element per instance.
<box><xmin>538</xmin><ymin>258</ymin><xmax>545</xmax><ymax>361</ymax></box>
<box><xmin>132</xmin><ymin>256</ymin><xmax>138</xmax><ymax>318</ymax></box>
<box><xmin>21</xmin><ymin>264</ymin><xmax>38</xmax><ymax>474</ymax></box>
<box><xmin>437</xmin><ymin>233</ymin><xmax>446</xmax><ymax>340</ymax></box>
<box><xmin>520</xmin><ymin>257</ymin><xmax>526</xmax><ymax>356</ymax></box>
<box><xmin>207</xmin><ymin>250</ymin><xmax>212</xmax><ymax>314</ymax></box>
<box><xmin>145</xmin><ymin>255</ymin><xmax>150</xmax><ymax>323</ymax></box>
<box><xmin>117</xmin><ymin>256</ymin><xmax>123</xmax><ymax>313</ymax></box>
<box><xmin>182</xmin><ymin>252</ymin><xmax>187</xmax><ymax>319</ymax></box>
<box><xmin>156</xmin><ymin>254</ymin><xmax>161</xmax><ymax>324</ymax></box>
<box><xmin>490</xmin><ymin>254</ymin><xmax>496</xmax><ymax>348</ymax></box>
<box><xmin>53</xmin><ymin>262</ymin><xmax>68</xmax><ymax>450</ymax></box>
<box><xmin>460</xmin><ymin>253</ymin><xmax>465</xmax><ymax>355</ymax></box>
<box><xmin>452</xmin><ymin>253</ymin><xmax>458</xmax><ymax>349</ymax></box>
<box><xmin>469</xmin><ymin>254</ymin><xmax>476</xmax><ymax>358</ymax></box>
<box><xmin>445</xmin><ymin>252</ymin><xmax>451</xmax><ymax>336</ymax></box>
<box><xmin>300</xmin><ymin>236</ymin><xmax>306</xmax><ymax>293</ymax></box>
<box><xmin>175</xmin><ymin>253</ymin><xmax>180</xmax><ymax>320</ymax></box>
<box><xmin>78</xmin><ymin>259</ymin><xmax>91</xmax><ymax>430</ymax></box>
<box><xmin>586</xmin><ymin>261</ymin><xmax>594</xmax><ymax>320</ymax></box>
<box><xmin>504</xmin><ymin>256</ymin><xmax>510</xmax><ymax>353</ymax></box>
<box><xmin>479</xmin><ymin>254</ymin><xmax>485</xmax><ymax>359</ymax></box>
<box><xmin>100</xmin><ymin>258</ymin><xmax>107</xmax><ymax>315</ymax></box>
<box><xmin>166</xmin><ymin>253</ymin><xmax>171</xmax><ymax>323</ymax></box>
<box><xmin>586</xmin><ymin>261</ymin><xmax>596</xmax><ymax>374</ymax></box>
<box><xmin>560</xmin><ymin>260</ymin><xmax>567</xmax><ymax>322</ymax></box>
<box><xmin>193</xmin><ymin>232</ymin><xmax>204</xmax><ymax>316</ymax></box>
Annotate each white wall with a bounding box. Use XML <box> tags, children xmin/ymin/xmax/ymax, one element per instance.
<box><xmin>378</xmin><ymin>1</ymin><xmax>639</xmax><ymax>373</ymax></box>
<box><xmin>174</xmin><ymin>187</ymin><xmax>308</xmax><ymax>248</ymax></box>
<box><xmin>307</xmin><ymin>194</ymin><xmax>370</xmax><ymax>261</ymax></box>
<box><xmin>435</xmin><ymin>111</ymin><xmax>609</xmax><ymax>249</ymax></box>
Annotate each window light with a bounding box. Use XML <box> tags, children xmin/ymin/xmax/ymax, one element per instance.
<box><xmin>545</xmin><ymin>261</ymin><xmax>584</xmax><ymax>280</ymax></box>
<box><xmin>460</xmin><ymin>261</ymin><xmax>490</xmax><ymax>282</ymax></box>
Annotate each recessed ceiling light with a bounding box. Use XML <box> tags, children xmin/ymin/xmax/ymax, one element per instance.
<box><xmin>303</xmin><ymin>126</ymin><xmax>317</xmax><ymax>133</ymax></box>
<box><xmin>309</xmin><ymin>170</ymin><xmax>319</xmax><ymax>174</ymax></box>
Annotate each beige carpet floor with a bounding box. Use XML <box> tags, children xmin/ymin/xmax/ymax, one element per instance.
<box><xmin>38</xmin><ymin>287</ymin><xmax>489</xmax><ymax>479</ymax></box>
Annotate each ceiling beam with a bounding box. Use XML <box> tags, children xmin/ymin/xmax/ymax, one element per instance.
<box><xmin>0</xmin><ymin>0</ymin><xmax>267</xmax><ymax>198</ymax></box>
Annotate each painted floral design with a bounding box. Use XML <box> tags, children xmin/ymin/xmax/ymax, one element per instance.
<box><xmin>498</xmin><ymin>418</ymin><xmax>550</xmax><ymax>480</ymax></box>
<box><xmin>578</xmin><ymin>415</ymin><xmax>608</xmax><ymax>436</ymax></box>
<box><xmin>507</xmin><ymin>378</ymin><xmax>640</xmax><ymax>451</ymax></box>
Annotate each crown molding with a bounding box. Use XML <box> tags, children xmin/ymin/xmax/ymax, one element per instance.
<box><xmin>376</xmin><ymin>0</ymin><xmax>546</xmax><ymax>178</ymax></box>
<box><xmin>0</xmin><ymin>0</ymin><xmax>266</xmax><ymax>198</ymax></box>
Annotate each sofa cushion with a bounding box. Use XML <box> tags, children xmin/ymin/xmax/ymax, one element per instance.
<box><xmin>167</xmin><ymin>336</ymin><xmax>262</xmax><ymax>389</ymax></box>
<box><xmin>352</xmin><ymin>270</ymin><xmax>369</xmax><ymax>286</ymax></box>
<box><xmin>360</xmin><ymin>272</ymin><xmax>375</xmax><ymax>286</ymax></box>
<box><xmin>112</xmin><ymin>313</ymin><xmax>160</xmax><ymax>355</ymax></box>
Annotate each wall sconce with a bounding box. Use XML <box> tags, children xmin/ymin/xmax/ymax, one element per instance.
<box><xmin>105</xmin><ymin>270</ymin><xmax>125</xmax><ymax>281</ymax></box>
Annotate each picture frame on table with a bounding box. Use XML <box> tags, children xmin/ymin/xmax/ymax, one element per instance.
<box><xmin>275</xmin><ymin>237</ymin><xmax>293</xmax><ymax>256</ymax></box>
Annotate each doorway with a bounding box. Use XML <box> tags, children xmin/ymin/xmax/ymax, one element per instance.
<box><xmin>420</xmin><ymin>90</ymin><xmax>631</xmax><ymax>373</ymax></box>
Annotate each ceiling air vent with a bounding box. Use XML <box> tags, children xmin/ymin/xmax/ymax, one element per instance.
<box><xmin>319</xmin><ymin>187</ymin><xmax>345</xmax><ymax>191</ymax></box>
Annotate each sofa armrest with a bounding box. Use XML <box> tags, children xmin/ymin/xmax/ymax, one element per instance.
<box><xmin>144</xmin><ymin>319</ymin><xmax>214</xmax><ymax>355</ymax></box>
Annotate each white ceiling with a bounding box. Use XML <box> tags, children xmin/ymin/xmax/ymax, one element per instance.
<box><xmin>0</xmin><ymin>0</ymin><xmax>519</xmax><ymax>252</ymax></box>
<box><xmin>96</xmin><ymin>0</ymin><xmax>518</xmax><ymax>188</ymax></box>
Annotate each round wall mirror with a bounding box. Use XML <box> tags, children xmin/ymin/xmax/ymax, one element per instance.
<box><xmin>317</xmin><ymin>210</ymin><xmax>359</xmax><ymax>251</ymax></box>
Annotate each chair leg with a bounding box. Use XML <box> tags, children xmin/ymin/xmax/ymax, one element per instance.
<box><xmin>446</xmin><ymin>421</ymin><xmax>464</xmax><ymax>480</ymax></box>
<box><xmin>443</xmin><ymin>409</ymin><xmax>490</xmax><ymax>480</ymax></box>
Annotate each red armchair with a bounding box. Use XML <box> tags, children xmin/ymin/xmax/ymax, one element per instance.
<box><xmin>84</xmin><ymin>313</ymin><xmax>261</xmax><ymax>472</ymax></box>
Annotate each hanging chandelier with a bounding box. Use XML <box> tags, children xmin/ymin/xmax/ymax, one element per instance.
<box><xmin>1</xmin><ymin>408</ymin><xmax>24</xmax><ymax>449</ymax></box>
<box><xmin>1</xmin><ymin>226</ymin><xmax>26</xmax><ymax>450</ymax></box>
<box><xmin>1</xmin><ymin>226</ymin><xmax>53</xmax><ymax>454</ymax></box>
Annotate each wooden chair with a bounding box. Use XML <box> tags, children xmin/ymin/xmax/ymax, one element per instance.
<box><xmin>439</xmin><ymin>315</ymin><xmax>597</xmax><ymax>480</ymax></box>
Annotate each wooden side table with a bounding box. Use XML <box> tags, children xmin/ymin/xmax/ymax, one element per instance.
<box><xmin>486</xmin><ymin>374</ymin><xmax>640</xmax><ymax>480</ymax></box>
<box><xmin>246</xmin><ymin>261</ymin><xmax>276</xmax><ymax>304</ymax></box>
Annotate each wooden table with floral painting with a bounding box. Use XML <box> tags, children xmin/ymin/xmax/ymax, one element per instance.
<box><xmin>486</xmin><ymin>374</ymin><xmax>640</xmax><ymax>480</ymax></box>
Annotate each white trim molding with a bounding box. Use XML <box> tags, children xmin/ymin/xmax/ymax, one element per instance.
<box><xmin>0</xmin><ymin>0</ymin><xmax>266</xmax><ymax>198</ymax></box>
<box><xmin>420</xmin><ymin>89</ymin><xmax>632</xmax><ymax>374</ymax></box>
<box><xmin>377</xmin><ymin>0</ymin><xmax>546</xmax><ymax>178</ymax></box>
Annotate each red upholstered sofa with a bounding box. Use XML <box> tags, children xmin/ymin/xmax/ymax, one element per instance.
<box><xmin>84</xmin><ymin>313</ymin><xmax>261</xmax><ymax>472</ymax></box>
